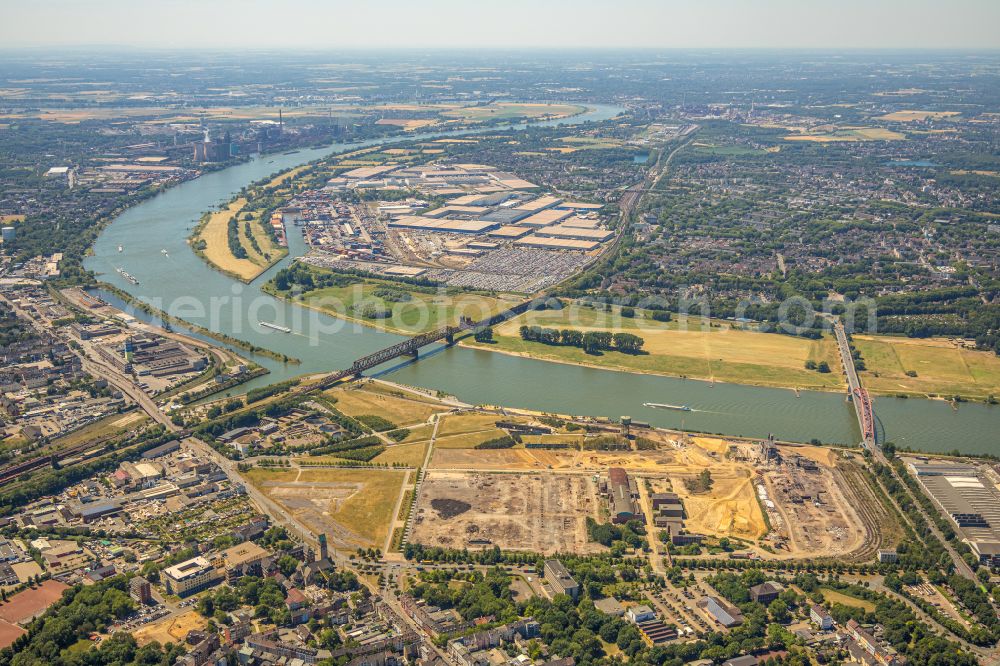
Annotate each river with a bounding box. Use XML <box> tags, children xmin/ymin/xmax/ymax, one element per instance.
<box><xmin>84</xmin><ymin>105</ymin><xmax>1000</xmax><ymax>454</ymax></box>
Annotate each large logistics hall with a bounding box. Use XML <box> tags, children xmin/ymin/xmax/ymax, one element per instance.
<box><xmin>905</xmin><ymin>457</ymin><xmax>1000</xmax><ymax>567</ymax></box>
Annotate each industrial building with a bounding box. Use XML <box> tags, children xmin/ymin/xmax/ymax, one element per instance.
<box><xmin>514</xmin><ymin>208</ymin><xmax>573</xmax><ymax>228</ymax></box>
<box><xmin>73</xmin><ymin>500</ymin><xmax>122</xmax><ymax>524</ymax></box>
<box><xmin>488</xmin><ymin>225</ymin><xmax>532</xmax><ymax>239</ymax></box>
<box><xmin>514</xmin><ymin>235</ymin><xmax>599</xmax><ymax>251</ymax></box>
<box><xmin>514</xmin><ymin>195</ymin><xmax>562</xmax><ymax>212</ymax></box>
<box><xmin>603</xmin><ymin>468</ymin><xmax>642</xmax><ymax>524</ymax></box>
<box><xmin>388</xmin><ymin>215</ymin><xmax>499</xmax><ymax>234</ymax></box>
<box><xmin>698</xmin><ymin>595</ymin><xmax>745</xmax><ymax>628</ymax></box>
<box><xmin>534</xmin><ymin>224</ymin><xmax>614</xmax><ymax>242</ymax></box>
<box><xmin>543</xmin><ymin>559</ymin><xmax>579</xmax><ymax>600</ymax></box>
<box><xmin>903</xmin><ymin>457</ymin><xmax>1000</xmax><ymax>567</ymax></box>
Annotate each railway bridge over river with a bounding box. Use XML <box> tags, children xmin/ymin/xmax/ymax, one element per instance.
<box><xmin>315</xmin><ymin>293</ymin><xmax>554</xmax><ymax>389</ymax></box>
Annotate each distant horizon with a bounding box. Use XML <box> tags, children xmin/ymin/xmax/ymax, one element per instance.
<box><xmin>2</xmin><ymin>0</ymin><xmax>999</xmax><ymax>51</ymax></box>
<box><xmin>3</xmin><ymin>46</ymin><xmax>1000</xmax><ymax>54</ymax></box>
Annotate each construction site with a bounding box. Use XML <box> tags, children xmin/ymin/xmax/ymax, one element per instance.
<box><xmin>409</xmin><ymin>470</ymin><xmax>605</xmax><ymax>555</ymax></box>
<box><xmin>413</xmin><ymin>428</ymin><xmax>884</xmax><ymax>560</ymax></box>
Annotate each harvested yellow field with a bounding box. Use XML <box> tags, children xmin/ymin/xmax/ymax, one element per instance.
<box><xmin>373</xmin><ymin>441</ymin><xmax>429</xmax><ymax>467</ymax></box>
<box><xmin>375</xmin><ymin>118</ymin><xmax>437</xmax><ymax>131</ymax></box>
<box><xmin>134</xmin><ymin>611</ymin><xmax>207</xmax><ymax>646</ymax></box>
<box><xmin>782</xmin><ymin>444</ymin><xmax>841</xmax><ymax>468</ymax></box>
<box><xmin>480</xmin><ymin>310</ymin><xmax>844</xmax><ymax>390</ymax></box>
<box><xmin>819</xmin><ymin>588</ymin><xmax>876</xmax><ymax>612</ymax></box>
<box><xmin>434</xmin><ymin>430</ymin><xmax>509</xmax><ymax>449</ymax></box>
<box><xmin>326</xmin><ymin>385</ymin><xmax>448</xmax><ymax>426</ymax></box>
<box><xmin>436</xmin><ymin>412</ymin><xmax>511</xmax><ymax>438</ymax></box>
<box><xmin>878</xmin><ymin>110</ymin><xmax>960</xmax><ymax>122</ymax></box>
<box><xmin>855</xmin><ymin>334</ymin><xmax>1000</xmax><ymax>398</ymax></box>
<box><xmin>191</xmin><ymin>198</ymin><xmax>265</xmax><ymax>282</ymax></box>
<box><xmin>785</xmin><ymin>126</ymin><xmax>905</xmax><ymax>142</ymax></box>
<box><xmin>246</xmin><ymin>467</ymin><xmax>406</xmax><ymax>551</ymax></box>
<box><xmin>691</xmin><ymin>436</ymin><xmax>730</xmax><ymax>455</ymax></box>
<box><xmin>265</xmin><ymin>165</ymin><xmax>307</xmax><ymax>189</ymax></box>
<box><xmin>950</xmin><ymin>169</ymin><xmax>1000</xmax><ymax>178</ymax></box>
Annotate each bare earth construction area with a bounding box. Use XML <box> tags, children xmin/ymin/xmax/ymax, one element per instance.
<box><xmin>413</xmin><ymin>429</ymin><xmax>880</xmax><ymax>560</ymax></box>
<box><xmin>410</xmin><ymin>470</ymin><xmax>604</xmax><ymax>555</ymax></box>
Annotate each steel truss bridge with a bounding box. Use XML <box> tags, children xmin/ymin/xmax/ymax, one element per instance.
<box><xmin>316</xmin><ymin>295</ymin><xmax>552</xmax><ymax>389</ymax></box>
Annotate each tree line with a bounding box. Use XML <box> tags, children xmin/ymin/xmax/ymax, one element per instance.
<box><xmin>518</xmin><ymin>326</ymin><xmax>644</xmax><ymax>354</ymax></box>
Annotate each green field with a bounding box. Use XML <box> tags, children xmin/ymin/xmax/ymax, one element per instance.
<box><xmin>467</xmin><ymin>306</ymin><xmax>844</xmax><ymax>390</ymax></box>
<box><xmin>855</xmin><ymin>335</ymin><xmax>1000</xmax><ymax>399</ymax></box>
<box><xmin>819</xmin><ymin>588</ymin><xmax>876</xmax><ymax>612</ymax></box>
<box><xmin>292</xmin><ymin>281</ymin><xmax>519</xmax><ymax>335</ymax></box>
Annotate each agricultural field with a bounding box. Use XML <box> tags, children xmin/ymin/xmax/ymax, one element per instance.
<box><xmin>854</xmin><ymin>335</ymin><xmax>1000</xmax><ymax>399</ymax></box>
<box><xmin>552</xmin><ymin>136</ymin><xmax>624</xmax><ymax>152</ymax></box>
<box><xmin>690</xmin><ymin>142</ymin><xmax>768</xmax><ymax>157</ymax></box>
<box><xmin>466</xmin><ymin>307</ymin><xmax>844</xmax><ymax>390</ymax></box>
<box><xmin>244</xmin><ymin>467</ymin><xmax>406</xmax><ymax>551</ymax></box>
<box><xmin>297</xmin><ymin>281</ymin><xmax>520</xmax><ymax>335</ymax></box>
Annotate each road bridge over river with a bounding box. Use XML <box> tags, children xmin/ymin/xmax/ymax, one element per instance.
<box><xmin>833</xmin><ymin>321</ymin><xmax>876</xmax><ymax>448</ymax></box>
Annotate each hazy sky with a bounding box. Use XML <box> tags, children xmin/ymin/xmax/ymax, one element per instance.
<box><xmin>3</xmin><ymin>0</ymin><xmax>1000</xmax><ymax>50</ymax></box>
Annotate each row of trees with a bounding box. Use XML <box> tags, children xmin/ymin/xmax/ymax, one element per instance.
<box><xmin>518</xmin><ymin>326</ymin><xmax>644</xmax><ymax>354</ymax></box>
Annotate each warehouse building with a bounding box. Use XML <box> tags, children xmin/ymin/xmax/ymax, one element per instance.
<box><xmin>534</xmin><ymin>225</ymin><xmax>614</xmax><ymax>242</ymax></box>
<box><xmin>514</xmin><ymin>195</ymin><xmax>562</xmax><ymax>213</ymax></box>
<box><xmin>514</xmin><ymin>236</ymin><xmax>599</xmax><ymax>251</ymax></box>
<box><xmin>604</xmin><ymin>468</ymin><xmax>641</xmax><ymax>524</ymax></box>
<box><xmin>514</xmin><ymin>208</ymin><xmax>573</xmax><ymax>228</ymax></box>
<box><xmin>388</xmin><ymin>216</ymin><xmax>499</xmax><ymax>234</ymax></box>
<box><xmin>698</xmin><ymin>595</ymin><xmax>744</xmax><ymax>628</ymax></box>
<box><xmin>73</xmin><ymin>500</ymin><xmax>122</xmax><ymax>524</ymax></box>
<box><xmin>903</xmin><ymin>457</ymin><xmax>1000</xmax><ymax>567</ymax></box>
<box><xmin>488</xmin><ymin>225</ymin><xmax>532</xmax><ymax>239</ymax></box>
